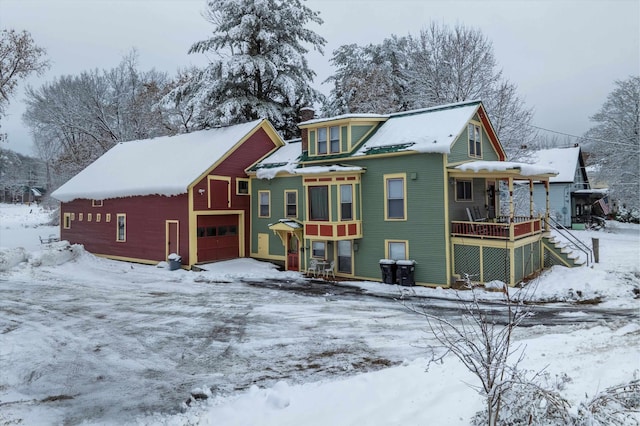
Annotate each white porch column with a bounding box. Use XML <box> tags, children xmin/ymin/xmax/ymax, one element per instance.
<box><xmin>529</xmin><ymin>179</ymin><xmax>534</xmax><ymax>218</ymax></box>
<box><xmin>508</xmin><ymin>177</ymin><xmax>514</xmax><ymax>220</ymax></box>
<box><xmin>545</xmin><ymin>179</ymin><xmax>551</xmax><ymax>231</ymax></box>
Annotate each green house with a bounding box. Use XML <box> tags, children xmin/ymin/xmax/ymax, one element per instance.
<box><xmin>247</xmin><ymin>101</ymin><xmax>564</xmax><ymax>287</ymax></box>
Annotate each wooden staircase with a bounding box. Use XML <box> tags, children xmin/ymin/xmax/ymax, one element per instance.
<box><xmin>542</xmin><ymin>234</ymin><xmax>586</xmax><ymax>268</ymax></box>
<box><xmin>541</xmin><ymin>216</ymin><xmax>594</xmax><ymax>268</ymax></box>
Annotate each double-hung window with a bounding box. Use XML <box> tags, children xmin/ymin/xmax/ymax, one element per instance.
<box><xmin>456</xmin><ymin>180</ymin><xmax>473</xmax><ymax>201</ymax></box>
<box><xmin>317</xmin><ymin>128</ymin><xmax>327</xmax><ymax>154</ymax></box>
<box><xmin>340</xmin><ymin>184</ymin><xmax>353</xmax><ymax>220</ymax></box>
<box><xmin>468</xmin><ymin>124</ymin><xmax>482</xmax><ymax>157</ymax></box>
<box><xmin>285</xmin><ymin>190</ymin><xmax>297</xmax><ymax>218</ymax></box>
<box><xmin>312</xmin><ymin>241</ymin><xmax>326</xmax><ymax>258</ymax></box>
<box><xmin>329</xmin><ymin>126</ymin><xmax>340</xmax><ymax>153</ymax></box>
<box><xmin>385</xmin><ymin>175</ymin><xmax>406</xmax><ymax>220</ymax></box>
<box><xmin>258</xmin><ymin>191</ymin><xmax>270</xmax><ymax>218</ymax></box>
<box><xmin>308</xmin><ymin>186</ymin><xmax>329</xmax><ymax>221</ymax></box>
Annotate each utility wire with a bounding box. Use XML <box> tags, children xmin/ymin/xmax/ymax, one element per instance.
<box><xmin>528</xmin><ymin>124</ymin><xmax>638</xmax><ymax>148</ymax></box>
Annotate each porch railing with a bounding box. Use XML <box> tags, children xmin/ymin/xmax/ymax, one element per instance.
<box><xmin>451</xmin><ymin>217</ymin><xmax>543</xmax><ymax>240</ymax></box>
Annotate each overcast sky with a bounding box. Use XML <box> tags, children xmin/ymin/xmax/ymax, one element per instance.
<box><xmin>1</xmin><ymin>0</ymin><xmax>638</xmax><ymax>156</ymax></box>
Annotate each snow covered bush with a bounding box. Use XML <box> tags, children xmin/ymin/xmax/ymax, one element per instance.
<box><xmin>575</xmin><ymin>379</ymin><xmax>640</xmax><ymax>425</ymax></box>
<box><xmin>470</xmin><ymin>371</ymin><xmax>572</xmax><ymax>426</ymax></box>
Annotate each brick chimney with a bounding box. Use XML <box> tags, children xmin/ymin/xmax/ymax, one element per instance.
<box><xmin>299</xmin><ymin>107</ymin><xmax>314</xmax><ymax>154</ymax></box>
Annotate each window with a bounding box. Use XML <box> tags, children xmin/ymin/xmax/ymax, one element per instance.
<box><xmin>206</xmin><ymin>227</ymin><xmax>216</xmax><ymax>237</ymax></box>
<box><xmin>468</xmin><ymin>124</ymin><xmax>482</xmax><ymax>157</ymax></box>
<box><xmin>456</xmin><ymin>180</ymin><xmax>473</xmax><ymax>201</ymax></box>
<box><xmin>337</xmin><ymin>240</ymin><xmax>352</xmax><ymax>274</ymax></box>
<box><xmin>63</xmin><ymin>213</ymin><xmax>71</xmax><ymax>229</ymax></box>
<box><xmin>78</xmin><ymin>213</ymin><xmax>84</xmax><ymax>222</ymax></box>
<box><xmin>258</xmin><ymin>191</ymin><xmax>270</xmax><ymax>218</ymax></box>
<box><xmin>87</xmin><ymin>213</ymin><xmax>92</xmax><ymax>222</ymax></box>
<box><xmin>236</xmin><ymin>178</ymin><xmax>249</xmax><ymax>195</ymax></box>
<box><xmin>106</xmin><ymin>213</ymin><xmax>111</xmax><ymax>223</ymax></box>
<box><xmin>385</xmin><ymin>175</ymin><xmax>405</xmax><ymax>220</ymax></box>
<box><xmin>285</xmin><ymin>190</ymin><xmax>297</xmax><ymax>218</ymax></box>
<box><xmin>340</xmin><ymin>184</ymin><xmax>353</xmax><ymax>220</ymax></box>
<box><xmin>317</xmin><ymin>127</ymin><xmax>327</xmax><ymax>154</ymax></box>
<box><xmin>116</xmin><ymin>214</ymin><xmax>126</xmax><ymax>242</ymax></box>
<box><xmin>92</xmin><ymin>199</ymin><xmax>103</xmax><ymax>207</ymax></box>
<box><xmin>386</xmin><ymin>241</ymin><xmax>407</xmax><ymax>261</ymax></box>
<box><xmin>311</xmin><ymin>241</ymin><xmax>326</xmax><ymax>258</ymax></box>
<box><xmin>197</xmin><ymin>227</ymin><xmax>205</xmax><ymax>238</ymax></box>
<box><xmin>96</xmin><ymin>213</ymin><xmax>101</xmax><ymax>222</ymax></box>
<box><xmin>308</xmin><ymin>186</ymin><xmax>329</xmax><ymax>221</ymax></box>
<box><xmin>329</xmin><ymin>126</ymin><xmax>340</xmax><ymax>153</ymax></box>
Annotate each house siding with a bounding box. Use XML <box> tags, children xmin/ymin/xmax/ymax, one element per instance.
<box><xmin>448</xmin><ymin>123</ymin><xmax>500</xmax><ymax>164</ymax></box>
<box><xmin>355</xmin><ymin>154</ymin><xmax>448</xmax><ymax>285</ymax></box>
<box><xmin>60</xmin><ymin>195</ymin><xmax>189</xmax><ymax>263</ymax></box>
<box><xmin>250</xmin><ymin>176</ymin><xmax>305</xmax><ymax>261</ymax></box>
<box><xmin>533</xmin><ymin>183</ymin><xmax>570</xmax><ymax>227</ymax></box>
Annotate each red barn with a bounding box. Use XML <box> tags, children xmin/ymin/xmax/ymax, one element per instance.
<box><xmin>52</xmin><ymin>119</ymin><xmax>283</xmax><ymax>268</ymax></box>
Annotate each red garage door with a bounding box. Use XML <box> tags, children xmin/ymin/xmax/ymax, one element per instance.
<box><xmin>196</xmin><ymin>215</ymin><xmax>240</xmax><ymax>262</ymax></box>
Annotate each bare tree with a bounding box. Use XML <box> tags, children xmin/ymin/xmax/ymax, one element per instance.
<box><xmin>584</xmin><ymin>75</ymin><xmax>640</xmax><ymax>213</ymax></box>
<box><xmin>0</xmin><ymin>29</ymin><xmax>49</xmax><ymax>118</ymax></box>
<box><xmin>403</xmin><ymin>276</ymin><xmax>570</xmax><ymax>425</ymax></box>
<box><xmin>22</xmin><ymin>51</ymin><xmax>172</xmax><ymax>176</ymax></box>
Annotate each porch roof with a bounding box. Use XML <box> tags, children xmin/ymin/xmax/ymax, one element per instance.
<box><xmin>450</xmin><ymin>160</ymin><xmax>558</xmax><ymax>180</ymax></box>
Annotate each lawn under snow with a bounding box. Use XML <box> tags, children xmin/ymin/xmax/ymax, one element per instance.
<box><xmin>0</xmin><ymin>203</ymin><xmax>638</xmax><ymax>425</ymax></box>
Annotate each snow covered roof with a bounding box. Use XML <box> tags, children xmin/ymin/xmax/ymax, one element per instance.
<box><xmin>299</xmin><ymin>113</ymin><xmax>388</xmax><ymax>126</ymax></box>
<box><xmin>253</xmin><ymin>139</ymin><xmax>304</xmax><ymax>179</ymax></box>
<box><xmin>353</xmin><ymin>101</ymin><xmax>481</xmax><ymax>156</ymax></box>
<box><xmin>525</xmin><ymin>147</ymin><xmax>581</xmax><ymax>183</ymax></box>
<box><xmin>454</xmin><ymin>160</ymin><xmax>558</xmax><ymax>177</ymax></box>
<box><xmin>52</xmin><ymin>119</ymin><xmax>268</xmax><ymax>202</ymax></box>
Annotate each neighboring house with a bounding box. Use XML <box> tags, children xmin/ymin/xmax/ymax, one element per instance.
<box><xmin>248</xmin><ymin>100</ymin><xmax>567</xmax><ymax>287</ymax></box>
<box><xmin>527</xmin><ymin>146</ymin><xmax>609</xmax><ymax>228</ymax></box>
<box><xmin>52</xmin><ymin>119</ymin><xmax>283</xmax><ymax>267</ymax></box>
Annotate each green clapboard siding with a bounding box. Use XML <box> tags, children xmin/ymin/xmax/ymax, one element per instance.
<box><xmin>250</xmin><ymin>176</ymin><xmax>304</xmax><ymax>257</ymax></box>
<box><xmin>351</xmin><ymin>125</ymin><xmax>374</xmax><ymax>148</ymax></box>
<box><xmin>448</xmin><ymin>123</ymin><xmax>500</xmax><ymax>164</ymax></box>
<box><xmin>354</xmin><ymin>154</ymin><xmax>448</xmax><ymax>285</ymax></box>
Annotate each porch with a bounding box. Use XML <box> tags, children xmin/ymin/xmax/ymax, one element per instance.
<box><xmin>451</xmin><ymin>216</ymin><xmax>543</xmax><ymax>240</ymax></box>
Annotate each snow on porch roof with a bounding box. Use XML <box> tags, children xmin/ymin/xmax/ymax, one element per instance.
<box><xmin>52</xmin><ymin>119</ymin><xmax>265</xmax><ymax>202</ymax></box>
<box><xmin>454</xmin><ymin>160</ymin><xmax>558</xmax><ymax>177</ymax></box>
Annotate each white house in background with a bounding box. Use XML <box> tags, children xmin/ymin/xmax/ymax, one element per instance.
<box><xmin>528</xmin><ymin>146</ymin><xmax>608</xmax><ymax>228</ymax></box>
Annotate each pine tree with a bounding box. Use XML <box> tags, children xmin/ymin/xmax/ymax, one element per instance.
<box><xmin>169</xmin><ymin>0</ymin><xmax>326</xmax><ymax>139</ymax></box>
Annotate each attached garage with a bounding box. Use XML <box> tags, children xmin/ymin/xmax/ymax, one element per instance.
<box><xmin>196</xmin><ymin>214</ymin><xmax>240</xmax><ymax>262</ymax></box>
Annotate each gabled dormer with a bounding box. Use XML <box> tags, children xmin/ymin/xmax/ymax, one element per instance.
<box><xmin>298</xmin><ymin>111</ymin><xmax>387</xmax><ymax>160</ymax></box>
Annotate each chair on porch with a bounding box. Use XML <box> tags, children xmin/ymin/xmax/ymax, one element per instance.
<box><xmin>307</xmin><ymin>259</ymin><xmax>319</xmax><ymax>277</ymax></box>
<box><xmin>466</xmin><ymin>208</ymin><xmax>489</xmax><ymax>235</ymax></box>
<box><xmin>322</xmin><ymin>261</ymin><xmax>335</xmax><ymax>280</ymax></box>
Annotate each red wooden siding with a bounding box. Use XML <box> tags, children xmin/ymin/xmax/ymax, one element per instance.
<box><xmin>191</xmin><ymin>126</ymin><xmax>278</xmax><ymax>257</ymax></box>
<box><xmin>60</xmin><ymin>195</ymin><xmax>189</xmax><ymax>263</ymax></box>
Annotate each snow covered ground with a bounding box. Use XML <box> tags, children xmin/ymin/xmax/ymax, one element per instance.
<box><xmin>0</xmin><ymin>203</ymin><xmax>638</xmax><ymax>425</ymax></box>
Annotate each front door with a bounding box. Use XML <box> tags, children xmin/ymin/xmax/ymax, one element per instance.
<box><xmin>286</xmin><ymin>234</ymin><xmax>299</xmax><ymax>271</ymax></box>
<box><xmin>166</xmin><ymin>220</ymin><xmax>179</xmax><ymax>259</ymax></box>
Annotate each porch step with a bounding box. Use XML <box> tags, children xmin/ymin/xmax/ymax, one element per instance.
<box><xmin>542</xmin><ymin>236</ymin><xmax>585</xmax><ymax>268</ymax></box>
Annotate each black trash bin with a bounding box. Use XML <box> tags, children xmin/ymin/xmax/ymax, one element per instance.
<box><xmin>396</xmin><ymin>260</ymin><xmax>416</xmax><ymax>286</ymax></box>
<box><xmin>379</xmin><ymin>259</ymin><xmax>397</xmax><ymax>284</ymax></box>
<box><xmin>168</xmin><ymin>253</ymin><xmax>182</xmax><ymax>271</ymax></box>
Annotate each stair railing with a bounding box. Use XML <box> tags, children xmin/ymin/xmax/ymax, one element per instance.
<box><xmin>544</xmin><ymin>216</ymin><xmax>594</xmax><ymax>266</ymax></box>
